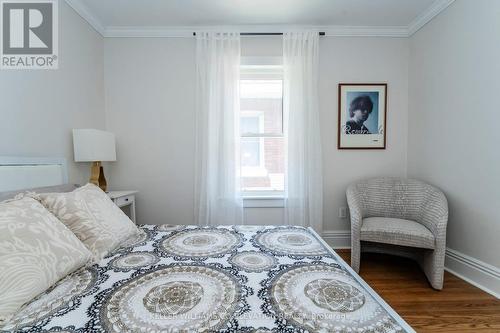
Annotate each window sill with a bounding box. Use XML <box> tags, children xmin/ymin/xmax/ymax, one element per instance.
<box><xmin>243</xmin><ymin>196</ymin><xmax>284</xmax><ymax>208</ymax></box>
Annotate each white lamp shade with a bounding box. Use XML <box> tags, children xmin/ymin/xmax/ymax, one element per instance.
<box><xmin>73</xmin><ymin>129</ymin><xmax>116</xmax><ymax>162</ymax></box>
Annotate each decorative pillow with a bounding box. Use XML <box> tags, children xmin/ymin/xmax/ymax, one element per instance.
<box><xmin>39</xmin><ymin>183</ymin><xmax>140</xmax><ymax>261</ymax></box>
<box><xmin>0</xmin><ymin>196</ymin><xmax>92</xmax><ymax>324</ymax></box>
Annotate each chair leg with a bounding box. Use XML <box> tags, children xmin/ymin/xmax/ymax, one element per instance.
<box><xmin>351</xmin><ymin>238</ymin><xmax>361</xmax><ymax>273</ymax></box>
<box><xmin>419</xmin><ymin>248</ymin><xmax>445</xmax><ymax>290</ymax></box>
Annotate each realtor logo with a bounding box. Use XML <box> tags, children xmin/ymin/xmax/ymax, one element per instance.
<box><xmin>1</xmin><ymin>0</ymin><xmax>58</xmax><ymax>69</ymax></box>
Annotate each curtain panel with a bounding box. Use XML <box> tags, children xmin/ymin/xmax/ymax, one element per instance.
<box><xmin>194</xmin><ymin>32</ymin><xmax>243</xmax><ymax>226</ymax></box>
<box><xmin>283</xmin><ymin>31</ymin><xmax>324</xmax><ymax>232</ymax></box>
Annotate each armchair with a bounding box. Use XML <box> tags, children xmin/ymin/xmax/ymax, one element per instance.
<box><xmin>346</xmin><ymin>177</ymin><xmax>448</xmax><ymax>289</ymax></box>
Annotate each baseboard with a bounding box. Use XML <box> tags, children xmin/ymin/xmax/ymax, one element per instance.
<box><xmin>321</xmin><ymin>230</ymin><xmax>351</xmax><ymax>249</ymax></box>
<box><xmin>444</xmin><ymin>248</ymin><xmax>500</xmax><ymax>299</ymax></box>
<box><xmin>320</xmin><ymin>231</ymin><xmax>500</xmax><ymax>299</ymax></box>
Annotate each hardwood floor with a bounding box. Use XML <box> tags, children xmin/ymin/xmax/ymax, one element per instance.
<box><xmin>336</xmin><ymin>250</ymin><xmax>500</xmax><ymax>333</ymax></box>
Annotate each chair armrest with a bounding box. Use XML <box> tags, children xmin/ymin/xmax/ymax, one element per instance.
<box><xmin>346</xmin><ymin>185</ymin><xmax>364</xmax><ymax>234</ymax></box>
<box><xmin>420</xmin><ymin>190</ymin><xmax>448</xmax><ymax>243</ymax></box>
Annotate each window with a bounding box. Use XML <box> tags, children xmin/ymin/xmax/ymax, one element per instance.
<box><xmin>240</xmin><ymin>64</ymin><xmax>284</xmax><ymax>196</ymax></box>
<box><xmin>241</xmin><ymin>114</ymin><xmax>264</xmax><ymax>169</ymax></box>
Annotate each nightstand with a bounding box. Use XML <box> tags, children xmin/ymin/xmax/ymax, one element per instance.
<box><xmin>107</xmin><ymin>190</ymin><xmax>138</xmax><ymax>223</ymax></box>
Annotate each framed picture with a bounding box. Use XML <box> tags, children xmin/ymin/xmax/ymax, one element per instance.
<box><xmin>338</xmin><ymin>83</ymin><xmax>387</xmax><ymax>149</ymax></box>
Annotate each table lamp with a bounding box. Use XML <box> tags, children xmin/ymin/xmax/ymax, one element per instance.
<box><xmin>73</xmin><ymin>129</ymin><xmax>116</xmax><ymax>192</ymax></box>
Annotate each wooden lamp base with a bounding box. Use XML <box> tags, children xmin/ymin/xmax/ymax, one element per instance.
<box><xmin>89</xmin><ymin>161</ymin><xmax>107</xmax><ymax>192</ymax></box>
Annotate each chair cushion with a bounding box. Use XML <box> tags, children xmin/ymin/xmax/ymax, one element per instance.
<box><xmin>360</xmin><ymin>217</ymin><xmax>435</xmax><ymax>249</ymax></box>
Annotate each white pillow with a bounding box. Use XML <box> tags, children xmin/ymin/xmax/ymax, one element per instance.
<box><xmin>0</xmin><ymin>196</ymin><xmax>92</xmax><ymax>324</ymax></box>
<box><xmin>39</xmin><ymin>183</ymin><xmax>140</xmax><ymax>261</ymax></box>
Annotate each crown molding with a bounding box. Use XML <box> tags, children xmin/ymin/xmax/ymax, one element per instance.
<box><xmin>104</xmin><ymin>26</ymin><xmax>195</xmax><ymax>38</ymax></box>
<box><xmin>64</xmin><ymin>0</ymin><xmax>454</xmax><ymax>39</ymax></box>
<box><xmin>104</xmin><ymin>25</ymin><xmax>409</xmax><ymax>38</ymax></box>
<box><xmin>322</xmin><ymin>26</ymin><xmax>408</xmax><ymax>38</ymax></box>
<box><xmin>64</xmin><ymin>0</ymin><xmax>105</xmax><ymax>36</ymax></box>
<box><xmin>408</xmin><ymin>0</ymin><xmax>455</xmax><ymax>36</ymax></box>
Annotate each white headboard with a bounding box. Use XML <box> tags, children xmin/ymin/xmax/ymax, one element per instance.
<box><xmin>0</xmin><ymin>157</ymin><xmax>68</xmax><ymax>192</ymax></box>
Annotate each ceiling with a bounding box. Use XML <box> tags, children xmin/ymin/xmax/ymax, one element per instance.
<box><xmin>65</xmin><ymin>0</ymin><xmax>455</xmax><ymax>37</ymax></box>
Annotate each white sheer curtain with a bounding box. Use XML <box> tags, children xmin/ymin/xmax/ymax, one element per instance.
<box><xmin>194</xmin><ymin>32</ymin><xmax>243</xmax><ymax>226</ymax></box>
<box><xmin>283</xmin><ymin>31</ymin><xmax>323</xmax><ymax>232</ymax></box>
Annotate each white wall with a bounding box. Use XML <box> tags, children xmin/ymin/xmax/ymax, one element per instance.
<box><xmin>408</xmin><ymin>0</ymin><xmax>500</xmax><ymax>268</ymax></box>
<box><xmin>319</xmin><ymin>37</ymin><xmax>409</xmax><ymax>231</ymax></box>
<box><xmin>104</xmin><ymin>35</ymin><xmax>409</xmax><ymax>229</ymax></box>
<box><xmin>104</xmin><ymin>38</ymin><xmax>196</xmax><ymax>225</ymax></box>
<box><xmin>0</xmin><ymin>2</ymin><xmax>105</xmax><ymax>184</ymax></box>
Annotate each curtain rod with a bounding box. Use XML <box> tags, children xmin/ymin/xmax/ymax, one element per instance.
<box><xmin>192</xmin><ymin>32</ymin><xmax>325</xmax><ymax>36</ymax></box>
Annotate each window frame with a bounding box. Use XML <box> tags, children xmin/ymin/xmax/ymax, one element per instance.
<box><xmin>240</xmin><ymin>112</ymin><xmax>266</xmax><ymax>176</ymax></box>
<box><xmin>239</xmin><ymin>59</ymin><xmax>285</xmax><ymax>199</ymax></box>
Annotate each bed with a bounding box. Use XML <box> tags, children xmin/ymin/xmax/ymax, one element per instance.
<box><xmin>0</xmin><ymin>158</ymin><xmax>414</xmax><ymax>333</ymax></box>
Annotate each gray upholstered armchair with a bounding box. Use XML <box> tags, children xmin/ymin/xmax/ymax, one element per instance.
<box><xmin>346</xmin><ymin>177</ymin><xmax>448</xmax><ymax>290</ymax></box>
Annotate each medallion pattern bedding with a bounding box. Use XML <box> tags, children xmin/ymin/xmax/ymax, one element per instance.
<box><xmin>2</xmin><ymin>225</ymin><xmax>414</xmax><ymax>333</ymax></box>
